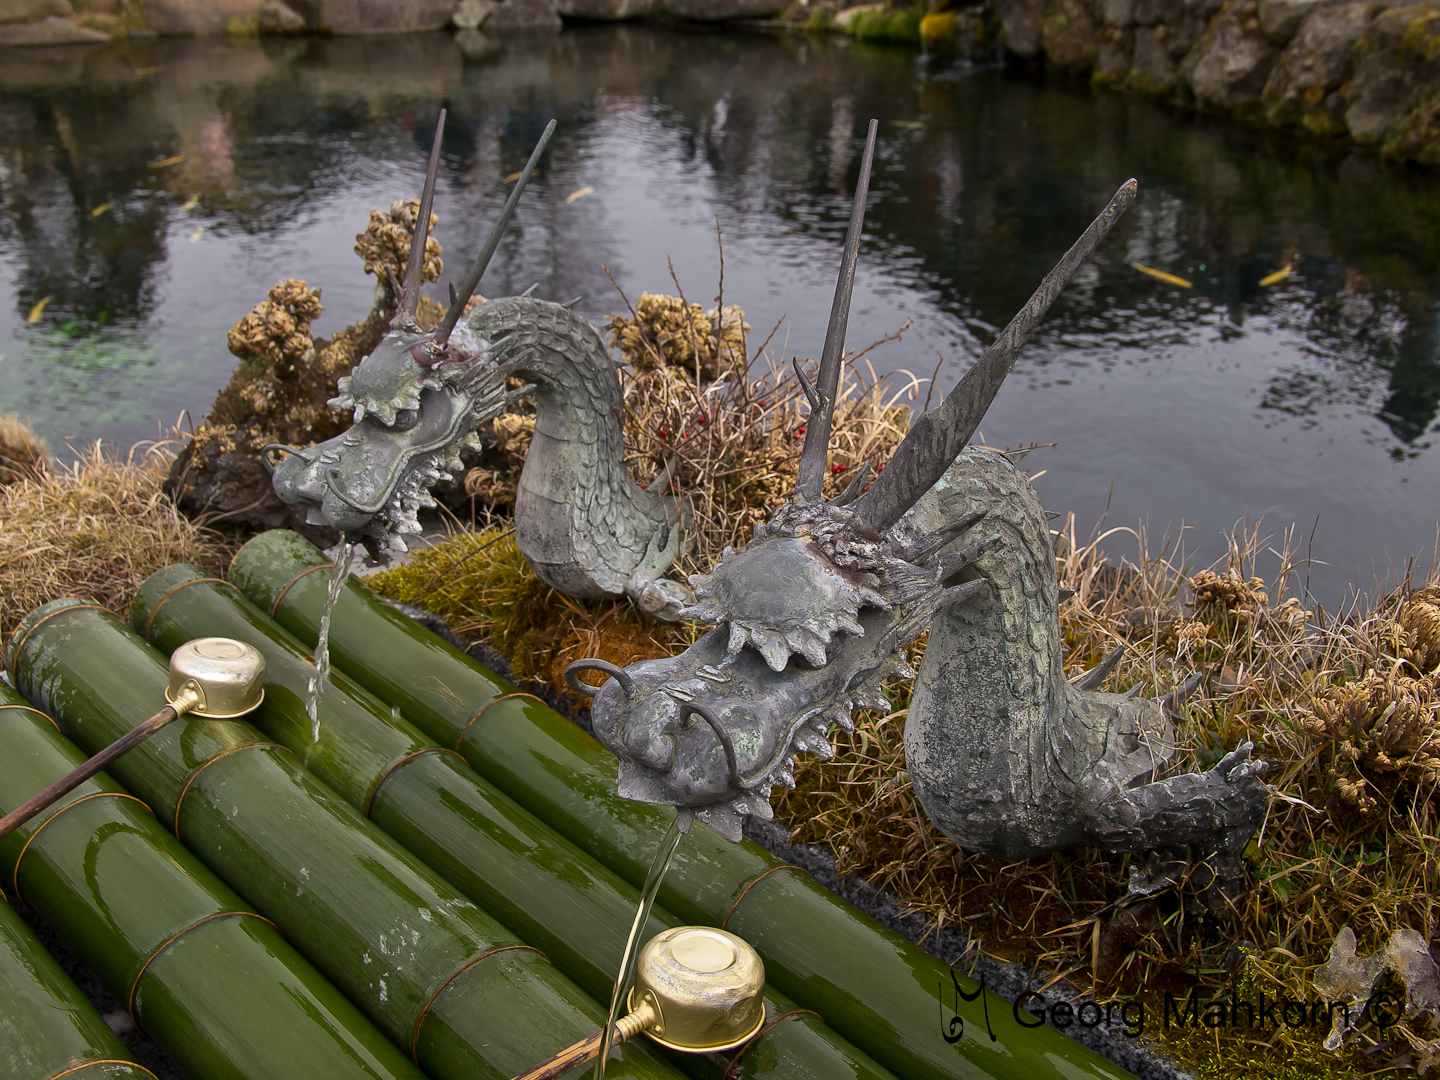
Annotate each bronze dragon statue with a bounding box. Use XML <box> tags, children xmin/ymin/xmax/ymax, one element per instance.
<box><xmin>269</xmin><ymin>113</ymin><xmax>693</xmax><ymax>621</ymax></box>
<box><xmin>565</xmin><ymin>122</ymin><xmax>1270</xmax><ymax>878</ymax></box>
<box><xmin>271</xmin><ymin>114</ymin><xmax>1269</xmax><ymax>870</ymax></box>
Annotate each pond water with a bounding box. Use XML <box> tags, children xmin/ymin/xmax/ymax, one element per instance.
<box><xmin>2</xmin><ymin>26</ymin><xmax>1438</xmax><ymax>608</ymax></box>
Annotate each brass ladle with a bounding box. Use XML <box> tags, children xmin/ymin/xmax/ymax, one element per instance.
<box><xmin>0</xmin><ymin>637</ymin><xmax>265</xmax><ymax>841</ymax></box>
<box><xmin>512</xmin><ymin>926</ymin><xmax>766</xmax><ymax>1080</ymax></box>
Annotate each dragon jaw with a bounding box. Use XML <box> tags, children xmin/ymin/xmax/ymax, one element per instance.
<box><xmin>270</xmin><ymin>321</ymin><xmax>514</xmax><ymax>553</ymax></box>
<box><xmin>586</xmin><ymin>495</ymin><xmax>994</xmax><ymax>841</ymax></box>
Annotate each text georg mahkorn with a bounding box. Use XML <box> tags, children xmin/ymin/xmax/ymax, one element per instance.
<box><xmin>939</xmin><ymin>968</ymin><xmax>1403</xmax><ymax>1042</ymax></box>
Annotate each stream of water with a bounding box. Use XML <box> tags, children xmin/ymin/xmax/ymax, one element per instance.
<box><xmin>2</xmin><ymin>28</ymin><xmax>1438</xmax><ymax>606</ymax></box>
<box><xmin>595</xmin><ymin>815</ymin><xmax>683</xmax><ymax>1079</ymax></box>
<box><xmin>306</xmin><ymin>538</ymin><xmax>353</xmax><ymax>737</ymax></box>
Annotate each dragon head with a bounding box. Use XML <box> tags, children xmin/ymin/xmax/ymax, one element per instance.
<box><xmin>568</xmin><ymin>119</ymin><xmax>1140</xmax><ymax>840</ymax></box>
<box><xmin>268</xmin><ymin>113</ymin><xmax>555</xmax><ymax>554</ymax></box>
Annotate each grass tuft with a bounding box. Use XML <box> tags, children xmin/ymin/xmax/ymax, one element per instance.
<box><xmin>0</xmin><ymin>434</ymin><xmax>238</xmax><ymax>643</ymax></box>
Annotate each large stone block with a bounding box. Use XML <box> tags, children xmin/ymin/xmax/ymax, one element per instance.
<box><xmin>1099</xmin><ymin>0</ymin><xmax>1134</xmax><ymax>25</ymax></box>
<box><xmin>283</xmin><ymin>0</ymin><xmax>455</xmax><ymax>32</ymax></box>
<box><xmin>1262</xmin><ymin>1</ymin><xmax>1374</xmax><ymax>132</ymax></box>
<box><xmin>0</xmin><ymin>14</ymin><xmax>112</xmax><ymax>41</ymax></box>
<box><xmin>997</xmin><ymin>0</ymin><xmax>1046</xmax><ymax>55</ymax></box>
<box><xmin>1258</xmin><ymin>0</ymin><xmax>1339</xmax><ymax>42</ymax></box>
<box><xmin>1180</xmin><ymin>0</ymin><xmax>1278</xmax><ymax>107</ymax></box>
<box><xmin>558</xmin><ymin>0</ymin><xmax>656</xmax><ymax>16</ymax></box>
<box><xmin>1132</xmin><ymin>0</ymin><xmax>1181</xmax><ymax>26</ymax></box>
<box><xmin>1094</xmin><ymin>26</ymin><xmax>1133</xmax><ymax>81</ymax></box>
<box><xmin>662</xmin><ymin>0</ymin><xmax>782</xmax><ymax>18</ymax></box>
<box><xmin>1345</xmin><ymin>5</ymin><xmax>1440</xmax><ymax>146</ymax></box>
<box><xmin>1041</xmin><ymin>0</ymin><xmax>1101</xmax><ymax>70</ymax></box>
<box><xmin>0</xmin><ymin>0</ymin><xmax>69</xmax><ymax>23</ymax></box>
<box><xmin>1167</xmin><ymin>0</ymin><xmax>1223</xmax><ymax>55</ymax></box>
<box><xmin>137</xmin><ymin>0</ymin><xmax>253</xmax><ymax>33</ymax></box>
<box><xmin>1126</xmin><ymin>23</ymin><xmax>1179</xmax><ymax>90</ymax></box>
<box><xmin>484</xmin><ymin>0</ymin><xmax>561</xmax><ymax>26</ymax></box>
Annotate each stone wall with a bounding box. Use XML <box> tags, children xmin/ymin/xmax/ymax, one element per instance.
<box><xmin>998</xmin><ymin>0</ymin><xmax>1440</xmax><ymax>164</ymax></box>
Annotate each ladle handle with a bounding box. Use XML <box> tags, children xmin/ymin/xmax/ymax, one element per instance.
<box><xmin>509</xmin><ymin>1029</ymin><xmax>607</xmax><ymax>1080</ymax></box>
<box><xmin>511</xmin><ymin>997</ymin><xmax>658</xmax><ymax>1080</ymax></box>
<box><xmin>0</xmin><ymin>706</ymin><xmax>180</xmax><ymax>841</ymax></box>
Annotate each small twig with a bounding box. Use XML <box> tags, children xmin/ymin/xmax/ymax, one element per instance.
<box><xmin>752</xmin><ymin>313</ymin><xmax>787</xmax><ymax>360</ymax></box>
<box><xmin>714</xmin><ymin>215</ymin><xmax>726</xmax><ymax>362</ymax></box>
<box><xmin>413</xmin><ymin>527</ymin><xmax>516</xmax><ymax>596</ymax></box>
<box><xmin>844</xmin><ymin>317</ymin><xmax>912</xmax><ymax>368</ymax></box>
<box><xmin>602</xmin><ymin>263</ymin><xmax>664</xmax><ymax>366</ymax></box>
<box><xmin>668</xmin><ymin>255</ymin><xmax>706</xmax><ymax>388</ymax></box>
<box><xmin>923</xmin><ymin>352</ymin><xmax>944</xmax><ymax>413</ymax></box>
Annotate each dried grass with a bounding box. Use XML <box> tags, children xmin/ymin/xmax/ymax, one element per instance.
<box><xmin>0</xmin><ymin>436</ymin><xmax>238</xmax><ymax>643</ymax></box>
<box><xmin>773</xmin><ymin>516</ymin><xmax>1440</xmax><ymax>1079</ymax></box>
<box><xmin>0</xmin><ymin>414</ymin><xmax>50</xmax><ymax>486</ymax></box>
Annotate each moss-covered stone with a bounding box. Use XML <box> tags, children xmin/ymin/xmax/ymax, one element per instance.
<box><xmin>1125</xmin><ymin>25</ymin><xmax>1181</xmax><ymax>94</ymax></box>
<box><xmin>1261</xmin><ymin>2</ymin><xmax>1374</xmax><ymax>134</ymax></box>
<box><xmin>1041</xmin><ymin>0</ymin><xmax>1100</xmax><ymax>71</ymax></box>
<box><xmin>1093</xmin><ymin>25</ymin><xmax>1134</xmax><ymax>84</ymax></box>
<box><xmin>1345</xmin><ymin>3</ymin><xmax>1440</xmax><ymax>163</ymax></box>
<box><xmin>1180</xmin><ymin>0</ymin><xmax>1279</xmax><ymax>110</ymax></box>
<box><xmin>1381</xmin><ymin>84</ymin><xmax>1440</xmax><ymax>162</ymax></box>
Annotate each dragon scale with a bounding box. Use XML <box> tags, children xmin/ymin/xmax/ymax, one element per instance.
<box><xmin>903</xmin><ymin>449</ymin><xmax>1266</xmax><ymax>860</ymax></box>
<box><xmin>471</xmin><ymin>297</ymin><xmax>693</xmax><ymax>620</ymax></box>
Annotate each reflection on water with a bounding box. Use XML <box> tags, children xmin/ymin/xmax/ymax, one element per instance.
<box><xmin>1</xmin><ymin>27</ymin><xmax>1437</xmax><ymax>605</ymax></box>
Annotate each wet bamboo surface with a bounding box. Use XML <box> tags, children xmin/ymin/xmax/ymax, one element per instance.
<box><xmin>231</xmin><ymin>529</ymin><xmax>1132</xmax><ymax>1080</ymax></box>
<box><xmin>0</xmin><ymin>879</ymin><xmax>155</xmax><ymax>1080</ymax></box>
<box><xmin>0</xmin><ymin>682</ymin><xmax>429</xmax><ymax>1080</ymax></box>
<box><xmin>133</xmin><ymin>564</ymin><xmax>905</xmax><ymax>1080</ymax></box>
<box><xmin>8</xmin><ymin>599</ymin><xmax>679</xmax><ymax>1080</ymax></box>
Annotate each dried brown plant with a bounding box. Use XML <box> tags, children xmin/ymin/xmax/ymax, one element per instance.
<box><xmin>353</xmin><ymin>198</ymin><xmax>442</xmax><ymax>287</ymax></box>
<box><xmin>605</xmin><ymin>291</ymin><xmax>749</xmax><ymax>381</ymax></box>
<box><xmin>0</xmin><ymin>414</ymin><xmax>50</xmax><ymax>487</ymax></box>
<box><xmin>0</xmin><ymin>441</ymin><xmax>236</xmax><ymax>642</ymax></box>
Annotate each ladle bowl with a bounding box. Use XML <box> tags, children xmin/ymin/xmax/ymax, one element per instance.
<box><xmin>628</xmin><ymin>926</ymin><xmax>765</xmax><ymax>1052</ymax></box>
<box><xmin>166</xmin><ymin>637</ymin><xmax>267</xmax><ymax>717</ymax></box>
<box><xmin>0</xmin><ymin>637</ymin><xmax>265</xmax><ymax>841</ymax></box>
<box><xmin>511</xmin><ymin>926</ymin><xmax>766</xmax><ymax>1080</ymax></box>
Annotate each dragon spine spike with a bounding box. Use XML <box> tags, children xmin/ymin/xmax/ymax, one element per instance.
<box><xmin>434</xmin><ymin>118</ymin><xmax>558</xmax><ymax>348</ymax></box>
<box><xmin>851</xmin><ymin>177</ymin><xmax>1140</xmax><ymax>532</ymax></box>
<box><xmin>1072</xmin><ymin>643</ymin><xmax>1125</xmax><ymax>690</ymax></box>
<box><xmin>794</xmin><ymin>117</ymin><xmax>879</xmax><ymax>503</ymax></box>
<box><xmin>392</xmin><ymin>108</ymin><xmax>446</xmax><ymax>329</ymax></box>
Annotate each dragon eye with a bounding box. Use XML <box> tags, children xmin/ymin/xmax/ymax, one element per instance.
<box><xmin>391</xmin><ymin>409</ymin><xmax>419</xmax><ymax>431</ymax></box>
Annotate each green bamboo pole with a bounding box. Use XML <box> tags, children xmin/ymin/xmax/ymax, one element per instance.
<box><xmin>0</xmin><ymin>892</ymin><xmax>155</xmax><ymax>1080</ymax></box>
<box><xmin>9</xmin><ymin>600</ymin><xmax>680</xmax><ymax>1080</ymax></box>
<box><xmin>232</xmin><ymin>529</ymin><xmax>1135</xmax><ymax>1080</ymax></box>
<box><xmin>131</xmin><ymin>565</ymin><xmax>903</xmax><ymax>1080</ymax></box>
<box><xmin>0</xmin><ymin>685</ymin><xmax>430</xmax><ymax>1080</ymax></box>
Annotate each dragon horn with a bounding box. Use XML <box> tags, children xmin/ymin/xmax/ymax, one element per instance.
<box><xmin>850</xmin><ymin>178</ymin><xmax>1139</xmax><ymax>532</ymax></box>
<box><xmin>433</xmin><ymin>118</ymin><xmax>558</xmax><ymax>348</ymax></box>
<box><xmin>392</xmin><ymin>108</ymin><xmax>447</xmax><ymax>328</ymax></box>
<box><xmin>794</xmin><ymin>118</ymin><xmax>879</xmax><ymax>503</ymax></box>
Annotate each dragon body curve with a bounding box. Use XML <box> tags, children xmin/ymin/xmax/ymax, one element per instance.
<box><xmin>902</xmin><ymin>448</ymin><xmax>1266</xmax><ymax>860</ymax></box>
<box><xmin>473</xmin><ymin>296</ymin><xmax>693</xmax><ymax>620</ymax></box>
